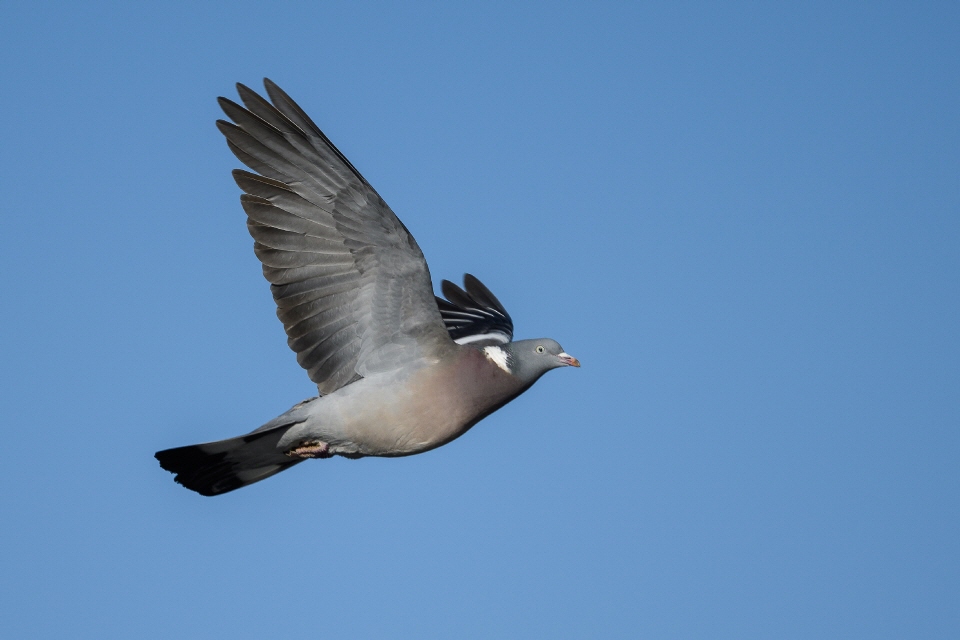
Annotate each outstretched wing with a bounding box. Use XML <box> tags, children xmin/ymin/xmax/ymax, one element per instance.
<box><xmin>436</xmin><ymin>274</ymin><xmax>514</xmax><ymax>346</ymax></box>
<box><xmin>217</xmin><ymin>79</ymin><xmax>451</xmax><ymax>395</ymax></box>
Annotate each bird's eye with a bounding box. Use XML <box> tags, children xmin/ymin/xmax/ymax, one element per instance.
<box><xmin>536</xmin><ymin>346</ymin><xmax>545</xmax><ymax>354</ymax></box>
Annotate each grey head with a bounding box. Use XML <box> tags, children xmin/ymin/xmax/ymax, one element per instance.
<box><xmin>500</xmin><ymin>338</ymin><xmax>580</xmax><ymax>385</ymax></box>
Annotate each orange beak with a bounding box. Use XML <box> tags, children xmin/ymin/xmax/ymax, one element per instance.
<box><xmin>558</xmin><ymin>352</ymin><xmax>580</xmax><ymax>368</ymax></box>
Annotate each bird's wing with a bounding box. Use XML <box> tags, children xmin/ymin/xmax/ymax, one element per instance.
<box><xmin>436</xmin><ymin>274</ymin><xmax>514</xmax><ymax>346</ymax></box>
<box><xmin>217</xmin><ymin>79</ymin><xmax>451</xmax><ymax>395</ymax></box>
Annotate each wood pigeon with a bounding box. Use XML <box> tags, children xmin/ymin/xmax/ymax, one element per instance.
<box><xmin>155</xmin><ymin>79</ymin><xmax>579</xmax><ymax>496</ymax></box>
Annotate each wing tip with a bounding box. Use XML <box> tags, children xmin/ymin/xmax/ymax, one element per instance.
<box><xmin>437</xmin><ymin>273</ymin><xmax>514</xmax><ymax>343</ymax></box>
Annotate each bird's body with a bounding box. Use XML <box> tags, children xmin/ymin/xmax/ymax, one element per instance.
<box><xmin>279</xmin><ymin>344</ymin><xmax>527</xmax><ymax>458</ymax></box>
<box><xmin>156</xmin><ymin>80</ymin><xmax>578</xmax><ymax>496</ymax></box>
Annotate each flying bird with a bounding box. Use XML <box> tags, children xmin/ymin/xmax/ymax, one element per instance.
<box><xmin>155</xmin><ymin>79</ymin><xmax>579</xmax><ymax>496</ymax></box>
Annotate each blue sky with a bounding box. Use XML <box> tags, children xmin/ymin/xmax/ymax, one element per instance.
<box><xmin>2</xmin><ymin>2</ymin><xmax>958</xmax><ymax>637</ymax></box>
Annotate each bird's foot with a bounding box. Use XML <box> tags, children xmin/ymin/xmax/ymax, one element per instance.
<box><xmin>286</xmin><ymin>440</ymin><xmax>332</xmax><ymax>459</ymax></box>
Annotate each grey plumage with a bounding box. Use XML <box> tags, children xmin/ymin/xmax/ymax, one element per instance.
<box><xmin>155</xmin><ymin>79</ymin><xmax>579</xmax><ymax>496</ymax></box>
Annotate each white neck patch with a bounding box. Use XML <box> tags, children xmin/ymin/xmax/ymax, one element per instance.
<box><xmin>483</xmin><ymin>346</ymin><xmax>511</xmax><ymax>373</ymax></box>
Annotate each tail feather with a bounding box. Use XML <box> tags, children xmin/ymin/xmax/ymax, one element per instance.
<box><xmin>155</xmin><ymin>423</ymin><xmax>302</xmax><ymax>496</ymax></box>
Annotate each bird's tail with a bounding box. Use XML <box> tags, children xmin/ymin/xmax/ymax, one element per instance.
<box><xmin>155</xmin><ymin>422</ymin><xmax>302</xmax><ymax>496</ymax></box>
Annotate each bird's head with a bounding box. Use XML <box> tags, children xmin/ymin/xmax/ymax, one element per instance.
<box><xmin>498</xmin><ymin>338</ymin><xmax>580</xmax><ymax>383</ymax></box>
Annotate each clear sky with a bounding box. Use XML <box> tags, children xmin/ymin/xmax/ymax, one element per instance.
<box><xmin>2</xmin><ymin>2</ymin><xmax>958</xmax><ymax>638</ymax></box>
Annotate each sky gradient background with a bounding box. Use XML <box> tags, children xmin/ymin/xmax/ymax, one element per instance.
<box><xmin>2</xmin><ymin>2</ymin><xmax>958</xmax><ymax>638</ymax></box>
